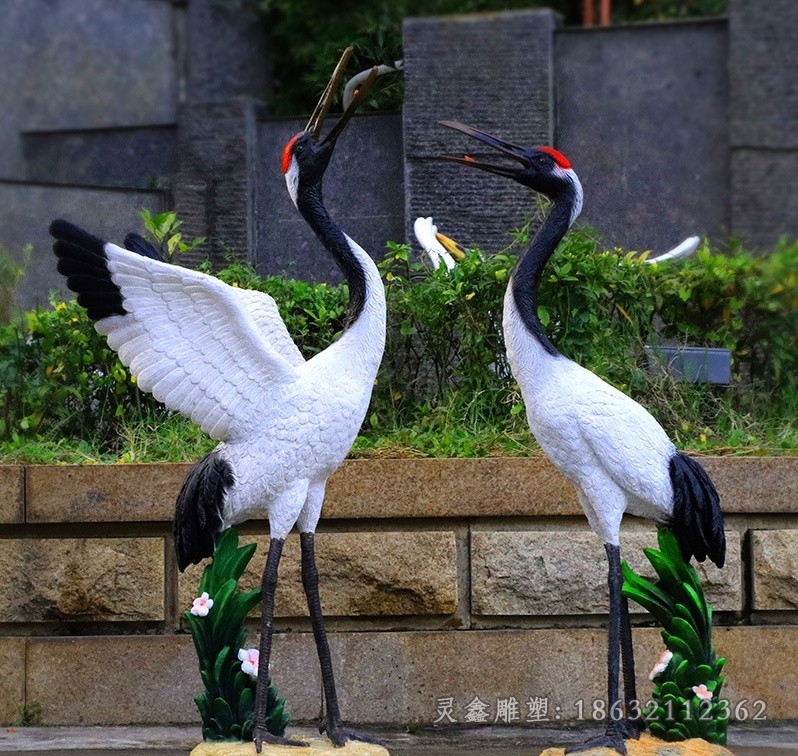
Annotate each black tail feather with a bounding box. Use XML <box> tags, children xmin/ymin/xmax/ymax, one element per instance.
<box><xmin>173</xmin><ymin>452</ymin><xmax>233</xmax><ymax>571</ymax></box>
<box><xmin>670</xmin><ymin>452</ymin><xmax>726</xmax><ymax>568</ymax></box>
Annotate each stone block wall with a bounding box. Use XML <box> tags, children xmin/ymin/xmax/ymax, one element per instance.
<box><xmin>1</xmin><ymin>458</ymin><xmax>797</xmax><ymax>728</ymax></box>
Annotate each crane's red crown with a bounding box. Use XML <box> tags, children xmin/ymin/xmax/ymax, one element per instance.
<box><xmin>282</xmin><ymin>135</ymin><xmax>300</xmax><ymax>174</ymax></box>
<box><xmin>537</xmin><ymin>146</ymin><xmax>572</xmax><ymax>170</ymax></box>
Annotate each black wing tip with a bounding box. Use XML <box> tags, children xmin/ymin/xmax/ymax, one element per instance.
<box><xmin>670</xmin><ymin>452</ymin><xmax>726</xmax><ymax>569</ymax></box>
<box><xmin>49</xmin><ymin>218</ymin><xmax>107</xmax><ymax>257</ymax></box>
<box><xmin>124</xmin><ymin>232</ymin><xmax>165</xmax><ymax>262</ymax></box>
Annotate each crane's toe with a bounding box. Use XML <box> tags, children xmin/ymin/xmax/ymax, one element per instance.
<box><xmin>253</xmin><ymin>728</ymin><xmax>309</xmax><ymax>751</ymax></box>
<box><xmin>565</xmin><ymin>723</ymin><xmax>628</xmax><ymax>755</ymax></box>
<box><xmin>320</xmin><ymin>719</ymin><xmax>383</xmax><ymax>748</ymax></box>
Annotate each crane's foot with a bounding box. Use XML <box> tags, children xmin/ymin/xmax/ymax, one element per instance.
<box><xmin>621</xmin><ymin>715</ymin><xmax>646</xmax><ymax>739</ymax></box>
<box><xmin>253</xmin><ymin>727</ymin><xmax>309</xmax><ymax>752</ymax></box>
<box><xmin>319</xmin><ymin>718</ymin><xmax>383</xmax><ymax>748</ymax></box>
<box><xmin>565</xmin><ymin>722</ymin><xmax>627</xmax><ymax>755</ymax></box>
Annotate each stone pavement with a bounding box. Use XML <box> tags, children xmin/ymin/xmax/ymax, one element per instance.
<box><xmin>0</xmin><ymin>725</ymin><xmax>796</xmax><ymax>755</ymax></box>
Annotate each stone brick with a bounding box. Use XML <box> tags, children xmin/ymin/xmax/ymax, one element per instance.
<box><xmin>403</xmin><ymin>10</ymin><xmax>557</xmax><ymax>254</ymax></box>
<box><xmin>22</xmin><ymin>126</ymin><xmax>177</xmax><ymax>190</ymax></box>
<box><xmin>0</xmin><ymin>538</ymin><xmax>164</xmax><ymax>622</ymax></box>
<box><xmin>0</xmin><ymin>639</ymin><xmax>25</xmax><ymax>726</ymax></box>
<box><xmin>0</xmin><ymin>0</ymin><xmax>177</xmax><ymax>179</ymax></box>
<box><xmin>471</xmin><ymin>530</ymin><xmax>740</xmax><ymax>616</ymax></box>
<box><xmin>26</xmin><ymin>633</ymin><xmax>320</xmax><ymax>725</ymax></box>
<box><xmin>25</xmin><ymin>463</ymin><xmax>190</xmax><ymax>523</ymax></box>
<box><xmin>173</xmin><ymin>100</ymin><xmax>257</xmax><ymax>268</ymax></box>
<box><xmin>178</xmin><ymin>531</ymin><xmax>458</xmax><ymax>618</ymax></box>
<box><xmin>699</xmin><ymin>457</ymin><xmax>798</xmax><ymax>514</ymax></box>
<box><xmin>752</xmin><ymin>529</ymin><xmax>798</xmax><ymax>610</ymax></box>
<box><xmin>0</xmin><ymin>466</ymin><xmax>23</xmax><ymax>524</ymax></box>
<box><xmin>325</xmin><ymin>458</ymin><xmax>579</xmax><ymax>519</ymax></box>
<box><xmin>328</xmin><ymin>626</ymin><xmax>790</xmax><ymax>725</ymax></box>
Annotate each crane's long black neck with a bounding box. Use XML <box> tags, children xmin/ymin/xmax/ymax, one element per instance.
<box><xmin>511</xmin><ymin>196</ymin><xmax>575</xmax><ymax>356</ymax></box>
<box><xmin>297</xmin><ymin>184</ymin><xmax>366</xmax><ymax>327</ymax></box>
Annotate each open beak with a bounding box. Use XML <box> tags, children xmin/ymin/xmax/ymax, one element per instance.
<box><xmin>305</xmin><ymin>47</ymin><xmax>379</xmax><ymax>146</ymax></box>
<box><xmin>437</xmin><ymin>120</ymin><xmax>529</xmax><ymax>178</ymax></box>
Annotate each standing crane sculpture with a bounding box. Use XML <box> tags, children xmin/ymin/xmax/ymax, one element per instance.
<box><xmin>50</xmin><ymin>50</ymin><xmax>385</xmax><ymax>751</ymax></box>
<box><xmin>438</xmin><ymin>121</ymin><xmax>725</xmax><ymax>755</ymax></box>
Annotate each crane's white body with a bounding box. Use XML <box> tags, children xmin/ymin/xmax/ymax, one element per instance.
<box><xmin>95</xmin><ymin>234</ymin><xmax>385</xmax><ymax>540</ymax></box>
<box><xmin>503</xmin><ymin>293</ymin><xmax>675</xmax><ymax>544</ymax></box>
<box><xmin>502</xmin><ymin>168</ymin><xmax>675</xmax><ymax>546</ymax></box>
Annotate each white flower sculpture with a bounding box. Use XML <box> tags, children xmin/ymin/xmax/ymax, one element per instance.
<box><xmin>238</xmin><ymin>648</ymin><xmax>259</xmax><ymax>679</ymax></box>
<box><xmin>692</xmin><ymin>684</ymin><xmax>713</xmax><ymax>701</ymax></box>
<box><xmin>190</xmin><ymin>591</ymin><xmax>214</xmax><ymax>617</ymax></box>
<box><xmin>648</xmin><ymin>649</ymin><xmax>673</xmax><ymax>680</ymax></box>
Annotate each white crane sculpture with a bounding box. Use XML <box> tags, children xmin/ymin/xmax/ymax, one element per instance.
<box><xmin>51</xmin><ymin>50</ymin><xmax>385</xmax><ymax>751</ymax></box>
<box><xmin>439</xmin><ymin>121</ymin><xmax>725</xmax><ymax>755</ymax></box>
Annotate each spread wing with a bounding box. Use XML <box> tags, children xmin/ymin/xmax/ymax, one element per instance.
<box><xmin>122</xmin><ymin>234</ymin><xmax>304</xmax><ymax>367</ymax></box>
<box><xmin>51</xmin><ymin>219</ymin><xmax>299</xmax><ymax>441</ymax></box>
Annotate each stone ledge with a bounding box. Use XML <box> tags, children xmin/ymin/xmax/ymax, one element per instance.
<box><xmin>0</xmin><ymin>537</ymin><xmax>165</xmax><ymax>622</ymax></box>
<box><xmin>752</xmin><ymin>530</ymin><xmax>798</xmax><ymax>610</ymax></box>
<box><xmin>0</xmin><ymin>466</ymin><xmax>23</xmax><ymax>524</ymax></box>
<box><xmin>178</xmin><ymin>531</ymin><xmax>459</xmax><ymax>618</ymax></box>
<box><xmin>24</xmin><ymin>633</ymin><xmax>320</xmax><ymax>727</ymax></box>
<box><xmin>0</xmin><ymin>639</ymin><xmax>25</xmax><ymax>726</ymax></box>
<box><xmin>7</xmin><ymin>627</ymin><xmax>798</xmax><ymax>727</ymax></box>
<box><xmin>471</xmin><ymin>530</ymin><xmax>741</xmax><ymax>615</ymax></box>
<box><xmin>18</xmin><ymin>456</ymin><xmax>797</xmax><ymax>524</ymax></box>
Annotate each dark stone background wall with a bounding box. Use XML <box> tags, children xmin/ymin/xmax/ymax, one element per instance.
<box><xmin>2</xmin><ymin>0</ymin><xmax>796</xmax><ymax>310</ymax></box>
<box><xmin>555</xmin><ymin>21</ymin><xmax>729</xmax><ymax>253</ymax></box>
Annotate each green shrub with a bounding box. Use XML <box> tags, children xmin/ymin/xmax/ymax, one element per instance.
<box><xmin>0</xmin><ymin>227</ymin><xmax>795</xmax><ymax>461</ymax></box>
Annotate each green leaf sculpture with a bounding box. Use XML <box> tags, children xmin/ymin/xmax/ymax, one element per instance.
<box><xmin>622</xmin><ymin>529</ymin><xmax>728</xmax><ymax>745</ymax></box>
<box><xmin>184</xmin><ymin>528</ymin><xmax>290</xmax><ymax>741</ymax></box>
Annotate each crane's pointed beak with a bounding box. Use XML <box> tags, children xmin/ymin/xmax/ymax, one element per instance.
<box><xmin>437</xmin><ymin>120</ymin><xmax>529</xmax><ymax>178</ymax></box>
<box><xmin>304</xmin><ymin>47</ymin><xmax>379</xmax><ymax>148</ymax></box>
<box><xmin>320</xmin><ymin>65</ymin><xmax>378</xmax><ymax>146</ymax></box>
<box><xmin>306</xmin><ymin>47</ymin><xmax>353</xmax><ymax>140</ymax></box>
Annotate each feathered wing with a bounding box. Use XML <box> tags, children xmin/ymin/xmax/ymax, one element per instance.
<box><xmin>572</xmin><ymin>371</ymin><xmax>676</xmax><ymax>510</ymax></box>
<box><xmin>52</xmin><ymin>219</ymin><xmax>298</xmax><ymax>441</ymax></box>
<box><xmin>122</xmin><ymin>231</ymin><xmax>304</xmax><ymax>367</ymax></box>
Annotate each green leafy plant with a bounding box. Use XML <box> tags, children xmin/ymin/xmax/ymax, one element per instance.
<box><xmin>0</xmin><ymin>245</ymin><xmax>30</xmax><ymax>325</ymax></box>
<box><xmin>622</xmin><ymin>529</ymin><xmax>728</xmax><ymax>745</ymax></box>
<box><xmin>185</xmin><ymin>528</ymin><xmax>289</xmax><ymax>741</ymax></box>
<box><xmin>139</xmin><ymin>209</ymin><xmax>206</xmax><ymax>262</ymax></box>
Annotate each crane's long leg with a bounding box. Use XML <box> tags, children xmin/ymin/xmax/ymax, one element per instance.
<box><xmin>300</xmin><ymin>532</ymin><xmax>380</xmax><ymax>747</ymax></box>
<box><xmin>567</xmin><ymin>544</ymin><xmax>628</xmax><ymax>755</ymax></box>
<box><xmin>620</xmin><ymin>594</ymin><xmax>645</xmax><ymax>738</ymax></box>
<box><xmin>253</xmin><ymin>537</ymin><xmax>307</xmax><ymax>751</ymax></box>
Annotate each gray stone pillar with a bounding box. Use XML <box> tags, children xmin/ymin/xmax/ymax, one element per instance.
<box><xmin>174</xmin><ymin>99</ymin><xmax>258</xmax><ymax>268</ymax></box>
<box><xmin>729</xmin><ymin>0</ymin><xmax>798</xmax><ymax>249</ymax></box>
<box><xmin>403</xmin><ymin>9</ymin><xmax>558</xmax><ymax>255</ymax></box>
<box><xmin>174</xmin><ymin>0</ymin><xmax>268</xmax><ymax>266</ymax></box>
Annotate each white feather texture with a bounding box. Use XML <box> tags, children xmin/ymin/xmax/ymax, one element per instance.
<box><xmin>503</xmin><ymin>294</ymin><xmax>675</xmax><ymax>543</ymax></box>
